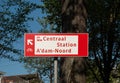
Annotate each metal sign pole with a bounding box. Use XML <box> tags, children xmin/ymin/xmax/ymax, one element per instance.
<box><xmin>54</xmin><ymin>58</ymin><xmax>58</xmax><ymax>83</ymax></box>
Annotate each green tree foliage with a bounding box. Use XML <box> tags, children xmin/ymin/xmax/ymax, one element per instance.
<box><xmin>111</xmin><ymin>63</ymin><xmax>120</xmax><ymax>83</ymax></box>
<box><xmin>24</xmin><ymin>0</ymin><xmax>87</xmax><ymax>83</ymax></box>
<box><xmin>37</xmin><ymin>17</ymin><xmax>56</xmax><ymax>33</ymax></box>
<box><xmin>87</xmin><ymin>0</ymin><xmax>120</xmax><ymax>83</ymax></box>
<box><xmin>24</xmin><ymin>0</ymin><xmax>120</xmax><ymax>83</ymax></box>
<box><xmin>86</xmin><ymin>59</ymin><xmax>101</xmax><ymax>83</ymax></box>
<box><xmin>24</xmin><ymin>57</ymin><xmax>54</xmax><ymax>83</ymax></box>
<box><xmin>0</xmin><ymin>0</ymin><xmax>38</xmax><ymax>60</ymax></box>
<box><xmin>41</xmin><ymin>0</ymin><xmax>62</xmax><ymax>32</ymax></box>
<box><xmin>41</xmin><ymin>0</ymin><xmax>120</xmax><ymax>83</ymax></box>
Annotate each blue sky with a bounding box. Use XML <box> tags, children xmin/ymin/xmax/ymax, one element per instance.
<box><xmin>0</xmin><ymin>0</ymin><xmax>44</xmax><ymax>76</ymax></box>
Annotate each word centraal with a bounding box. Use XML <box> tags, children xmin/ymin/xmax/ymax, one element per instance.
<box><xmin>36</xmin><ymin>36</ymin><xmax>66</xmax><ymax>41</ymax></box>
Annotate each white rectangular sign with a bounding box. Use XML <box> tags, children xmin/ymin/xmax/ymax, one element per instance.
<box><xmin>34</xmin><ymin>35</ymin><xmax>78</xmax><ymax>55</ymax></box>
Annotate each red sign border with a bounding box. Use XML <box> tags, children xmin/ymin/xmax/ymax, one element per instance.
<box><xmin>24</xmin><ymin>33</ymin><xmax>89</xmax><ymax>57</ymax></box>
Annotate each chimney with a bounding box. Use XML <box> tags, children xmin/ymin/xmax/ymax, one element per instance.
<box><xmin>0</xmin><ymin>71</ymin><xmax>5</xmax><ymax>83</ymax></box>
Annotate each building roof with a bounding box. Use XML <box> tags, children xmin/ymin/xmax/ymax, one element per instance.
<box><xmin>0</xmin><ymin>71</ymin><xmax>5</xmax><ymax>75</ymax></box>
<box><xmin>1</xmin><ymin>73</ymin><xmax>43</xmax><ymax>83</ymax></box>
